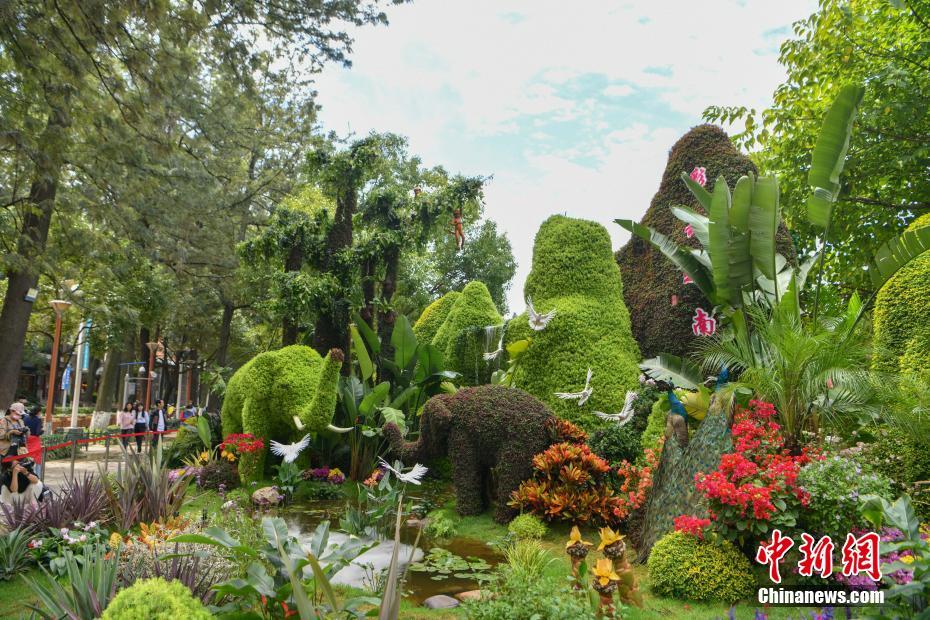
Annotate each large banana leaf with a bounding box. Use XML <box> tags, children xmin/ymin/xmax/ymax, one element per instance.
<box><xmin>391</xmin><ymin>314</ymin><xmax>418</xmax><ymax>369</ymax></box>
<box><xmin>640</xmin><ymin>354</ymin><xmax>703</xmax><ymax>391</ymax></box>
<box><xmin>669</xmin><ymin>205</ymin><xmax>710</xmax><ymax>247</ymax></box>
<box><xmin>708</xmin><ymin>178</ymin><xmax>732</xmax><ymax>304</ymax></box>
<box><xmin>680</xmin><ymin>171</ymin><xmax>712</xmax><ymax>211</ymax></box>
<box><xmin>807</xmin><ymin>84</ymin><xmax>865</xmax><ymax>228</ymax></box>
<box><xmin>868</xmin><ymin>225</ymin><xmax>930</xmax><ymax>290</ymax></box>
<box><xmin>730</xmin><ymin>175</ymin><xmax>754</xmax><ymax>233</ymax></box>
<box><xmin>749</xmin><ymin>175</ymin><xmax>779</xmax><ymax>282</ymax></box>
<box><xmin>616</xmin><ymin>219</ymin><xmax>715</xmax><ymax>300</ymax></box>
<box><xmin>350</xmin><ymin>323</ymin><xmax>375</xmax><ymax>382</ymax></box>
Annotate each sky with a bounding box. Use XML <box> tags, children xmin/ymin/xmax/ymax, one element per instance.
<box><xmin>312</xmin><ymin>0</ymin><xmax>819</xmax><ymax>313</ymax></box>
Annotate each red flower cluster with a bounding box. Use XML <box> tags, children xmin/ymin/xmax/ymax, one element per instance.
<box><xmin>674</xmin><ymin>514</ymin><xmax>711</xmax><ymax>539</ymax></box>
<box><xmin>510</xmin><ymin>441</ymin><xmax>622</xmax><ymax>526</ymax></box>
<box><xmin>221</xmin><ymin>433</ymin><xmax>265</xmax><ymax>455</ymax></box>
<box><xmin>689</xmin><ymin>400</ymin><xmax>811</xmax><ymax>543</ymax></box>
<box><xmin>612</xmin><ymin>444</ymin><xmax>660</xmax><ymax>521</ymax></box>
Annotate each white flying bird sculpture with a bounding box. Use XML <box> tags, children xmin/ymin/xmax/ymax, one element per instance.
<box><xmin>555</xmin><ymin>368</ymin><xmax>594</xmax><ymax>406</ymax></box>
<box><xmin>484</xmin><ymin>333</ymin><xmax>505</xmax><ymax>361</ymax></box>
<box><xmin>594</xmin><ymin>390</ymin><xmax>637</xmax><ymax>426</ymax></box>
<box><xmin>378</xmin><ymin>457</ymin><xmax>429</xmax><ymax>485</ymax></box>
<box><xmin>527</xmin><ymin>297</ymin><xmax>557</xmax><ymax>331</ymax></box>
<box><xmin>269</xmin><ymin>434</ymin><xmax>311</xmax><ymax>463</ymax></box>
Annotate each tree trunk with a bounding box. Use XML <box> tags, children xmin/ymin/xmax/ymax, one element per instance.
<box><xmin>377</xmin><ymin>245</ymin><xmax>400</xmax><ymax>359</ymax></box>
<box><xmin>0</xmin><ymin>101</ymin><xmax>72</xmax><ymax>407</ymax></box>
<box><xmin>217</xmin><ymin>302</ymin><xmax>234</xmax><ymax>367</ymax></box>
<box><xmin>313</xmin><ymin>188</ymin><xmax>356</xmax><ymax>359</ymax></box>
<box><xmin>95</xmin><ymin>350</ymin><xmax>121</xmax><ymax>412</ymax></box>
<box><xmin>282</xmin><ymin>244</ymin><xmax>303</xmax><ymax>346</ymax></box>
<box><xmin>360</xmin><ymin>256</ymin><xmax>376</xmax><ymax>329</ymax></box>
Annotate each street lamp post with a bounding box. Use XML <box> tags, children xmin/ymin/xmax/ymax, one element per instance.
<box><xmin>144</xmin><ymin>341</ymin><xmax>159</xmax><ymax>412</ymax></box>
<box><xmin>45</xmin><ymin>300</ymin><xmax>72</xmax><ymax>429</ymax></box>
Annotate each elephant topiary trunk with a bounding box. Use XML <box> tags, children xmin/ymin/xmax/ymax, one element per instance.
<box><xmin>221</xmin><ymin>346</ymin><xmax>346</xmax><ymax>483</ymax></box>
<box><xmin>383</xmin><ymin>385</ymin><xmax>554</xmax><ymax>524</ymax></box>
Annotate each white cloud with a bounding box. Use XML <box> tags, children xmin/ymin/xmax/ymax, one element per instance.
<box><xmin>312</xmin><ymin>0</ymin><xmax>818</xmax><ymax>311</ymax></box>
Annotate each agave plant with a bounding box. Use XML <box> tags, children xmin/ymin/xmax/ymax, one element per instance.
<box><xmin>101</xmin><ymin>446</ymin><xmax>191</xmax><ymax>528</ymax></box>
<box><xmin>25</xmin><ymin>544</ymin><xmax>119</xmax><ymax>620</ymax></box>
<box><xmin>0</xmin><ymin>528</ymin><xmax>34</xmax><ymax>580</ymax></box>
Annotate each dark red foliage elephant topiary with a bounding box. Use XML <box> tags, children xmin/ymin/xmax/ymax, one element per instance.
<box><xmin>382</xmin><ymin>385</ymin><xmax>555</xmax><ymax>523</ymax></box>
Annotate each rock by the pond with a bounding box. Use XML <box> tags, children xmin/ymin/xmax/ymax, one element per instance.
<box><xmin>423</xmin><ymin>595</ymin><xmax>460</xmax><ymax>609</ymax></box>
<box><xmin>251</xmin><ymin>486</ymin><xmax>282</xmax><ymax>507</ymax></box>
<box><xmin>455</xmin><ymin>590</ymin><xmax>484</xmax><ymax>602</ymax></box>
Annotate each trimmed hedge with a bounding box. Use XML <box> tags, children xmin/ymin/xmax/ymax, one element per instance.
<box><xmin>383</xmin><ymin>384</ymin><xmax>555</xmax><ymax>523</ymax></box>
<box><xmin>615</xmin><ymin>125</ymin><xmax>795</xmax><ymax>358</ymax></box>
<box><xmin>431</xmin><ymin>281</ymin><xmax>502</xmax><ymax>385</ymax></box>
<box><xmin>506</xmin><ymin>216</ymin><xmax>641</xmax><ymax>433</ymax></box>
<box><xmin>647</xmin><ymin>532</ymin><xmax>756</xmax><ymax>603</ymax></box>
<box><xmin>508</xmin><ymin>513</ymin><xmax>548</xmax><ymax>540</ymax></box>
<box><xmin>101</xmin><ymin>578</ymin><xmax>211</xmax><ymax>620</ymax></box>
<box><xmin>221</xmin><ymin>345</ymin><xmax>343</xmax><ymax>481</ymax></box>
<box><xmin>873</xmin><ymin>212</ymin><xmax>930</xmax><ymax>373</ymax></box>
<box><xmin>413</xmin><ymin>290</ymin><xmax>462</xmax><ymax>344</ymax></box>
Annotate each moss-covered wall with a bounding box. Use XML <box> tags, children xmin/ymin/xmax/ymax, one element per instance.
<box><xmin>413</xmin><ymin>291</ymin><xmax>462</xmax><ymax>345</ymax></box>
<box><xmin>615</xmin><ymin>125</ymin><xmax>795</xmax><ymax>358</ymax></box>
<box><xmin>873</xmin><ymin>212</ymin><xmax>930</xmax><ymax>374</ymax></box>
<box><xmin>507</xmin><ymin>215</ymin><xmax>641</xmax><ymax>433</ymax></box>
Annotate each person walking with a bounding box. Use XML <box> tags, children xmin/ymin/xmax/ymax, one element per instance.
<box><xmin>133</xmin><ymin>403</ymin><xmax>149</xmax><ymax>453</ymax></box>
<box><xmin>149</xmin><ymin>399</ymin><xmax>168</xmax><ymax>450</ymax></box>
<box><xmin>117</xmin><ymin>402</ymin><xmax>135</xmax><ymax>450</ymax></box>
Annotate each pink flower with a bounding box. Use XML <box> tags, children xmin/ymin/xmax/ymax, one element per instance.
<box><xmin>684</xmin><ymin>224</ymin><xmax>694</xmax><ymax>239</ymax></box>
<box><xmin>683</xmin><ymin>273</ymin><xmax>693</xmax><ymax>285</ymax></box>
<box><xmin>690</xmin><ymin>166</ymin><xmax>707</xmax><ymax>187</ymax></box>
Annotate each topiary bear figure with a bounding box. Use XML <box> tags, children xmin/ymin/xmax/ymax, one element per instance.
<box><xmin>382</xmin><ymin>384</ymin><xmax>554</xmax><ymax>523</ymax></box>
<box><xmin>615</xmin><ymin>125</ymin><xmax>795</xmax><ymax>359</ymax></box>
<box><xmin>221</xmin><ymin>345</ymin><xmax>347</xmax><ymax>482</ymax></box>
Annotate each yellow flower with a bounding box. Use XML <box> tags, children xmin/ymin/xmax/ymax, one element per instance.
<box><xmin>108</xmin><ymin>532</ymin><xmax>123</xmax><ymax>549</ymax></box>
<box><xmin>592</xmin><ymin>558</ymin><xmax>620</xmax><ymax>587</ymax></box>
<box><xmin>198</xmin><ymin>451</ymin><xmax>210</xmax><ymax>463</ymax></box>
<box><xmin>222</xmin><ymin>450</ymin><xmax>236</xmax><ymax>462</ymax></box>
<box><xmin>597</xmin><ymin>527</ymin><xmax>624</xmax><ymax>551</ymax></box>
<box><xmin>566</xmin><ymin>525</ymin><xmax>593</xmax><ymax>550</ymax></box>
<box><xmin>902</xmin><ymin>555</ymin><xmax>915</xmax><ymax>564</ymax></box>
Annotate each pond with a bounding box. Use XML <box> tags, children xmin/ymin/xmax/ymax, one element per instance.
<box><xmin>280</xmin><ymin>495</ymin><xmax>502</xmax><ymax>603</ymax></box>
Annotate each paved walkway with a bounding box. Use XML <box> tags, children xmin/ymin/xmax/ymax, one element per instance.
<box><xmin>39</xmin><ymin>437</ymin><xmax>176</xmax><ymax>490</ymax></box>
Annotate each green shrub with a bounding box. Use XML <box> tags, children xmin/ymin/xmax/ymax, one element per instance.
<box><xmin>615</xmin><ymin>125</ymin><xmax>795</xmax><ymax>358</ymax></box>
<box><xmin>101</xmin><ymin>577</ymin><xmax>211</xmax><ymax>620</ymax></box>
<box><xmin>198</xmin><ymin>459</ymin><xmax>240</xmax><ymax>491</ymax></box>
<box><xmin>647</xmin><ymin>531</ymin><xmax>755</xmax><ymax>603</ymax></box>
<box><xmin>873</xmin><ymin>212</ymin><xmax>930</xmax><ymax>373</ymax></box>
<box><xmin>424</xmin><ymin>510</ymin><xmax>458</xmax><ymax>541</ymax></box>
<box><xmin>293</xmin><ymin>480</ymin><xmax>346</xmax><ymax>501</ymax></box>
<box><xmin>166</xmin><ymin>428</ymin><xmax>202</xmax><ymax>467</ymax></box>
<box><xmin>797</xmin><ymin>455</ymin><xmax>892</xmax><ymax>540</ymax></box>
<box><xmin>0</xmin><ymin>528</ymin><xmax>33</xmax><ymax>580</ymax></box>
<box><xmin>506</xmin><ymin>216</ymin><xmax>641</xmax><ymax>432</ymax></box>
<box><xmin>431</xmin><ymin>282</ymin><xmax>502</xmax><ymax>385</ymax></box>
<box><xmin>413</xmin><ymin>291</ymin><xmax>461</xmax><ymax>344</ymax></box>
<box><xmin>588</xmin><ymin>386</ymin><xmax>658</xmax><ymax>465</ymax></box>
<box><xmin>507</xmin><ymin>514</ymin><xmax>547</xmax><ymax>540</ymax></box>
<box><xmin>640</xmin><ymin>398</ymin><xmax>668</xmax><ymax>457</ymax></box>
<box><xmin>867</xmin><ymin>426</ymin><xmax>930</xmax><ymax>519</ymax></box>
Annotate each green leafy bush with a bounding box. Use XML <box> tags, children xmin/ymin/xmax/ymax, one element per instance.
<box><xmin>413</xmin><ymin>291</ymin><xmax>461</xmax><ymax>344</ymax></box>
<box><xmin>0</xmin><ymin>528</ymin><xmax>33</xmax><ymax>580</ymax></box>
<box><xmin>647</xmin><ymin>531</ymin><xmax>755</xmax><ymax>603</ymax></box>
<box><xmin>431</xmin><ymin>281</ymin><xmax>502</xmax><ymax>385</ymax></box>
<box><xmin>873</xmin><ymin>212</ymin><xmax>930</xmax><ymax>373</ymax></box>
<box><xmin>293</xmin><ymin>480</ymin><xmax>346</xmax><ymax>501</ymax></box>
<box><xmin>506</xmin><ymin>216</ymin><xmax>641</xmax><ymax>432</ymax></box>
<box><xmin>166</xmin><ymin>428</ymin><xmax>202</xmax><ymax>467</ymax></box>
<box><xmin>867</xmin><ymin>426</ymin><xmax>930</xmax><ymax>521</ymax></box>
<box><xmin>198</xmin><ymin>459</ymin><xmax>239</xmax><ymax>491</ymax></box>
<box><xmin>797</xmin><ymin>455</ymin><xmax>892</xmax><ymax>540</ymax></box>
<box><xmin>588</xmin><ymin>386</ymin><xmax>658</xmax><ymax>465</ymax></box>
<box><xmin>507</xmin><ymin>514</ymin><xmax>547</xmax><ymax>540</ymax></box>
<box><xmin>615</xmin><ymin>125</ymin><xmax>794</xmax><ymax>358</ymax></box>
<box><xmin>424</xmin><ymin>509</ymin><xmax>458</xmax><ymax>541</ymax></box>
<box><xmin>640</xmin><ymin>398</ymin><xmax>668</xmax><ymax>457</ymax></box>
<box><xmin>101</xmin><ymin>577</ymin><xmax>211</xmax><ymax>620</ymax></box>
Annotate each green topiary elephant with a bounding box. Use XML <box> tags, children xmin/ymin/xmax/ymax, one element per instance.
<box><xmin>221</xmin><ymin>345</ymin><xmax>348</xmax><ymax>482</ymax></box>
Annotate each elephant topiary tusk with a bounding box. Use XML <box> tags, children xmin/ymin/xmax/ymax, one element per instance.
<box><xmin>327</xmin><ymin>423</ymin><xmax>354</xmax><ymax>434</ymax></box>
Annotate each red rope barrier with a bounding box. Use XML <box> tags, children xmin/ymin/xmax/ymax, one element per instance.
<box><xmin>1</xmin><ymin>429</ymin><xmax>180</xmax><ymax>463</ymax></box>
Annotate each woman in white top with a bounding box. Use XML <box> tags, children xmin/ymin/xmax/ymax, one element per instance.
<box><xmin>117</xmin><ymin>402</ymin><xmax>135</xmax><ymax>449</ymax></box>
<box><xmin>133</xmin><ymin>404</ymin><xmax>149</xmax><ymax>452</ymax></box>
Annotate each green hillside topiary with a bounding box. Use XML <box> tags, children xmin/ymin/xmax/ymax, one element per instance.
<box><xmin>413</xmin><ymin>290</ymin><xmax>462</xmax><ymax>344</ymax></box>
<box><xmin>873</xmin><ymin>212</ymin><xmax>930</xmax><ymax>373</ymax></box>
<box><xmin>615</xmin><ymin>125</ymin><xmax>795</xmax><ymax>358</ymax></box>
<box><xmin>507</xmin><ymin>216</ymin><xmax>641</xmax><ymax>433</ymax></box>
<box><xmin>101</xmin><ymin>578</ymin><xmax>212</xmax><ymax>620</ymax></box>
<box><xmin>431</xmin><ymin>281</ymin><xmax>502</xmax><ymax>384</ymax></box>
<box><xmin>647</xmin><ymin>532</ymin><xmax>756</xmax><ymax>603</ymax></box>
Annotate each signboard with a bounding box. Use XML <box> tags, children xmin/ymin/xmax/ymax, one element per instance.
<box><xmin>61</xmin><ymin>365</ymin><xmax>71</xmax><ymax>391</ymax></box>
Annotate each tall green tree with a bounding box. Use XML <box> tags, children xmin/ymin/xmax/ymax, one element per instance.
<box><xmin>704</xmin><ymin>0</ymin><xmax>930</xmax><ymax>299</ymax></box>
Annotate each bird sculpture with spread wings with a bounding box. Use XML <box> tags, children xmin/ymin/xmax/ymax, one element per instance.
<box><xmin>594</xmin><ymin>390</ymin><xmax>637</xmax><ymax>425</ymax></box>
<box><xmin>527</xmin><ymin>297</ymin><xmax>557</xmax><ymax>331</ymax></box>
<box><xmin>555</xmin><ymin>368</ymin><xmax>594</xmax><ymax>406</ymax></box>
<box><xmin>269</xmin><ymin>434</ymin><xmax>311</xmax><ymax>464</ymax></box>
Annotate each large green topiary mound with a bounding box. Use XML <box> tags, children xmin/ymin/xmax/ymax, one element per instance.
<box><xmin>507</xmin><ymin>216</ymin><xmax>641</xmax><ymax>433</ymax></box>
<box><xmin>615</xmin><ymin>125</ymin><xmax>795</xmax><ymax>358</ymax></box>
<box><xmin>221</xmin><ymin>345</ymin><xmax>343</xmax><ymax>481</ymax></box>
<box><xmin>431</xmin><ymin>281</ymin><xmax>502</xmax><ymax>385</ymax></box>
<box><xmin>873</xmin><ymin>212</ymin><xmax>930</xmax><ymax>373</ymax></box>
<box><xmin>101</xmin><ymin>577</ymin><xmax>212</xmax><ymax>620</ymax></box>
<box><xmin>648</xmin><ymin>532</ymin><xmax>756</xmax><ymax>603</ymax></box>
<box><xmin>413</xmin><ymin>290</ymin><xmax>462</xmax><ymax>344</ymax></box>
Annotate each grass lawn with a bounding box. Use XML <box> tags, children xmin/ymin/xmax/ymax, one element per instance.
<box><xmin>0</xmin><ymin>568</ymin><xmax>55</xmax><ymax>619</ymax></box>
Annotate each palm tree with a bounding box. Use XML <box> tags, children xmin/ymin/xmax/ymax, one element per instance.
<box><xmin>695</xmin><ymin>299</ymin><xmax>877</xmax><ymax>452</ymax></box>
